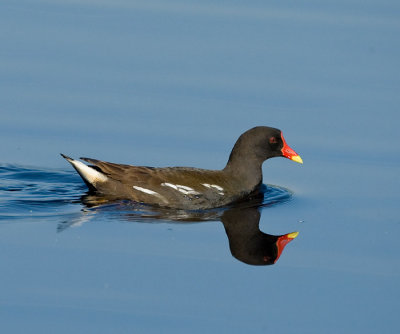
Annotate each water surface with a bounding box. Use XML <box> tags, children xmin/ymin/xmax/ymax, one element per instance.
<box><xmin>1</xmin><ymin>0</ymin><xmax>399</xmax><ymax>333</ymax></box>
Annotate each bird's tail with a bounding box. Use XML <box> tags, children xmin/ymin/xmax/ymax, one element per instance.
<box><xmin>60</xmin><ymin>153</ymin><xmax>108</xmax><ymax>190</ymax></box>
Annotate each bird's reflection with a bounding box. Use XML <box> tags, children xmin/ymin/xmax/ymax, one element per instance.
<box><xmin>221</xmin><ymin>206</ymin><xmax>297</xmax><ymax>265</ymax></box>
<box><xmin>59</xmin><ymin>186</ymin><xmax>298</xmax><ymax>266</ymax></box>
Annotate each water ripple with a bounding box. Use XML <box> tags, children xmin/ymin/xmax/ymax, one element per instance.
<box><xmin>0</xmin><ymin>164</ymin><xmax>84</xmax><ymax>220</ymax></box>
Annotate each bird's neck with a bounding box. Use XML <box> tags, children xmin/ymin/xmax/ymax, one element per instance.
<box><xmin>223</xmin><ymin>156</ymin><xmax>263</xmax><ymax>191</ymax></box>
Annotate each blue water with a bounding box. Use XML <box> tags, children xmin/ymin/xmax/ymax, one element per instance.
<box><xmin>1</xmin><ymin>0</ymin><xmax>399</xmax><ymax>333</ymax></box>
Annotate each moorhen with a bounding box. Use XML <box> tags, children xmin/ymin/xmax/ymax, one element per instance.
<box><xmin>61</xmin><ymin>126</ymin><xmax>302</xmax><ymax>209</ymax></box>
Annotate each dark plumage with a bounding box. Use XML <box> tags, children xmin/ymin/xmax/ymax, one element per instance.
<box><xmin>61</xmin><ymin>126</ymin><xmax>302</xmax><ymax>209</ymax></box>
<box><xmin>221</xmin><ymin>205</ymin><xmax>299</xmax><ymax>265</ymax></box>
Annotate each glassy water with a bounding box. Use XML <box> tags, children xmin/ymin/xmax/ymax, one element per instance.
<box><xmin>1</xmin><ymin>1</ymin><xmax>399</xmax><ymax>333</ymax></box>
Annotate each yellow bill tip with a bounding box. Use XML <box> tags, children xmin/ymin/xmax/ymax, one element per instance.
<box><xmin>287</xmin><ymin>231</ymin><xmax>299</xmax><ymax>239</ymax></box>
<box><xmin>291</xmin><ymin>155</ymin><xmax>303</xmax><ymax>164</ymax></box>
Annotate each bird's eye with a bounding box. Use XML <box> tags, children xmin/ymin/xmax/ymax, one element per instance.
<box><xmin>269</xmin><ymin>137</ymin><xmax>278</xmax><ymax>144</ymax></box>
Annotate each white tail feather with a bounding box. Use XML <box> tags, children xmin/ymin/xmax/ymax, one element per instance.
<box><xmin>61</xmin><ymin>154</ymin><xmax>108</xmax><ymax>187</ymax></box>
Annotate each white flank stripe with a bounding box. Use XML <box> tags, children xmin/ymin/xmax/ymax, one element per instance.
<box><xmin>161</xmin><ymin>183</ymin><xmax>200</xmax><ymax>195</ymax></box>
<box><xmin>161</xmin><ymin>182</ymin><xmax>178</xmax><ymax>190</ymax></box>
<box><xmin>132</xmin><ymin>186</ymin><xmax>168</xmax><ymax>203</ymax></box>
<box><xmin>176</xmin><ymin>185</ymin><xmax>194</xmax><ymax>192</ymax></box>
<box><xmin>202</xmin><ymin>183</ymin><xmax>225</xmax><ymax>195</ymax></box>
<box><xmin>133</xmin><ymin>186</ymin><xmax>160</xmax><ymax>196</ymax></box>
